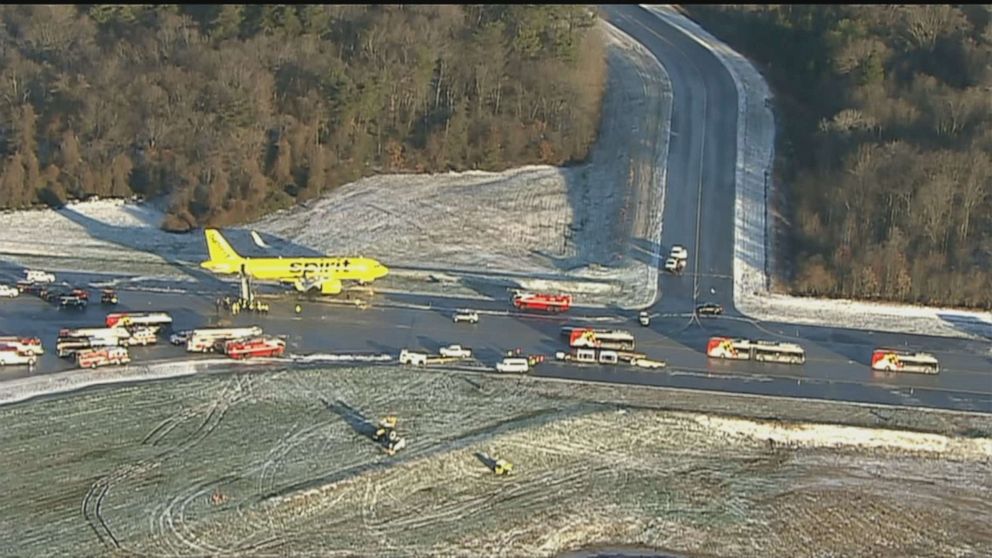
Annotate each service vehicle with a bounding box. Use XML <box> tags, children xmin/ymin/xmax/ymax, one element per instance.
<box><xmin>105</xmin><ymin>312</ymin><xmax>173</xmax><ymax>329</ymax></box>
<box><xmin>398</xmin><ymin>349</ymin><xmax>459</xmax><ymax>366</ymax></box>
<box><xmin>223</xmin><ymin>336</ymin><xmax>286</xmax><ymax>359</ymax></box>
<box><xmin>511</xmin><ymin>291</ymin><xmax>572</xmax><ymax>313</ymax></box>
<box><xmin>100</xmin><ymin>289</ymin><xmax>118</xmax><ymax>305</ymax></box>
<box><xmin>439</xmin><ymin>344</ymin><xmax>473</xmax><ymax>359</ymax></box>
<box><xmin>695</xmin><ymin>303</ymin><xmax>723</xmax><ymax>316</ymax></box>
<box><xmin>630</xmin><ymin>357</ymin><xmax>666</xmax><ymax>369</ymax></box>
<box><xmin>15</xmin><ymin>280</ymin><xmax>34</xmax><ymax>293</ymax></box>
<box><xmin>76</xmin><ymin>346</ymin><xmax>130</xmax><ymax>369</ymax></box>
<box><xmin>664</xmin><ymin>257</ymin><xmax>686</xmax><ymax>274</ymax></box>
<box><xmin>59</xmin><ymin>326</ymin><xmax>131</xmax><ymax>341</ymax></box>
<box><xmin>452</xmin><ymin>310</ymin><xmax>480</xmax><ymax>324</ymax></box>
<box><xmin>25</xmin><ymin>270</ymin><xmax>55</xmax><ymax>283</ymax></box>
<box><xmin>568</xmin><ymin>328</ymin><xmax>636</xmax><ymax>351</ymax></box>
<box><xmin>495</xmin><ymin>357</ymin><xmax>530</xmax><ymax>373</ymax></box>
<box><xmin>669</xmin><ymin>245</ymin><xmax>688</xmax><ymax>260</ymax></box>
<box><xmin>0</xmin><ymin>347</ymin><xmax>37</xmax><ymax>366</ymax></box>
<box><xmin>58</xmin><ymin>294</ymin><xmax>88</xmax><ymax>309</ymax></box>
<box><xmin>185</xmin><ymin>326</ymin><xmax>263</xmax><ymax>353</ymax></box>
<box><xmin>706</xmin><ymin>337</ymin><xmax>806</xmax><ymax>365</ymax></box>
<box><xmin>169</xmin><ymin>330</ymin><xmax>193</xmax><ymax>346</ymax></box>
<box><xmin>555</xmin><ymin>348</ymin><xmax>621</xmax><ymax>365</ymax></box>
<box><xmin>372</xmin><ymin>416</ymin><xmax>407</xmax><ymax>455</ymax></box>
<box><xmin>0</xmin><ymin>336</ymin><xmax>44</xmax><ymax>355</ymax></box>
<box><xmin>638</xmin><ymin>311</ymin><xmax>650</xmax><ymax>327</ymax></box>
<box><xmin>870</xmin><ymin>349</ymin><xmax>939</xmax><ymax>374</ymax></box>
<box><xmin>40</xmin><ymin>287</ymin><xmax>69</xmax><ymax>302</ymax></box>
<box><xmin>68</xmin><ymin>288</ymin><xmax>89</xmax><ymax>301</ymax></box>
<box><xmin>0</xmin><ymin>284</ymin><xmax>18</xmax><ymax>298</ymax></box>
<box><xmin>121</xmin><ymin>327</ymin><xmax>158</xmax><ymax>347</ymax></box>
<box><xmin>57</xmin><ymin>336</ymin><xmax>120</xmax><ymax>358</ymax></box>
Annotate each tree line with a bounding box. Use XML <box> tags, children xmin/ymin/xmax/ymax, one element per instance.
<box><xmin>0</xmin><ymin>5</ymin><xmax>606</xmax><ymax>231</ymax></box>
<box><xmin>685</xmin><ymin>5</ymin><xmax>992</xmax><ymax>309</ymax></box>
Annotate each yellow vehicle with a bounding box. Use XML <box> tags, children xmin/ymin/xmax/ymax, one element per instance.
<box><xmin>200</xmin><ymin>229</ymin><xmax>389</xmax><ymax>295</ymax></box>
<box><xmin>493</xmin><ymin>458</ymin><xmax>513</xmax><ymax>476</ymax></box>
<box><xmin>372</xmin><ymin>416</ymin><xmax>407</xmax><ymax>455</ymax></box>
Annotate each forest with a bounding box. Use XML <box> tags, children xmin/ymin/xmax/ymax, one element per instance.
<box><xmin>0</xmin><ymin>5</ymin><xmax>606</xmax><ymax>231</ymax></box>
<box><xmin>686</xmin><ymin>5</ymin><xmax>992</xmax><ymax>309</ymax></box>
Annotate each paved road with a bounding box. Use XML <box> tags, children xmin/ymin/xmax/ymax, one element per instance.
<box><xmin>0</xmin><ymin>6</ymin><xmax>989</xmax><ymax>414</ymax></box>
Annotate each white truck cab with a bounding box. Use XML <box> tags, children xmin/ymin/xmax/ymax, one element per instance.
<box><xmin>495</xmin><ymin>357</ymin><xmax>529</xmax><ymax>373</ymax></box>
<box><xmin>0</xmin><ymin>284</ymin><xmax>18</xmax><ymax>298</ymax></box>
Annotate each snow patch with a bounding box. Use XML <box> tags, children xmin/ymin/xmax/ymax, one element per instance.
<box><xmin>694</xmin><ymin>414</ymin><xmax>992</xmax><ymax>460</ymax></box>
<box><xmin>291</xmin><ymin>353</ymin><xmax>393</xmax><ymax>363</ymax></box>
<box><xmin>0</xmin><ymin>358</ymin><xmax>230</xmax><ymax>407</ymax></box>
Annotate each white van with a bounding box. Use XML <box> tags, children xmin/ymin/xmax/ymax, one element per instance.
<box><xmin>399</xmin><ymin>349</ymin><xmax>428</xmax><ymax>366</ymax></box>
<box><xmin>495</xmin><ymin>357</ymin><xmax>529</xmax><ymax>374</ymax></box>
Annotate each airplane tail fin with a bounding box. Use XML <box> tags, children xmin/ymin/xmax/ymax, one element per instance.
<box><xmin>204</xmin><ymin>229</ymin><xmax>243</xmax><ymax>262</ymax></box>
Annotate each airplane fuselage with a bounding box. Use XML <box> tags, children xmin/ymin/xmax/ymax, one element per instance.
<box><xmin>207</xmin><ymin>256</ymin><xmax>387</xmax><ymax>284</ymax></box>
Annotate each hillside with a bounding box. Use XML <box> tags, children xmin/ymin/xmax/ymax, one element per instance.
<box><xmin>685</xmin><ymin>5</ymin><xmax>992</xmax><ymax>309</ymax></box>
<box><xmin>0</xmin><ymin>5</ymin><xmax>606</xmax><ymax>230</ymax></box>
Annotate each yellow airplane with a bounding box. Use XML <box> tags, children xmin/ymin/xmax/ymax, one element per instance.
<box><xmin>200</xmin><ymin>229</ymin><xmax>388</xmax><ymax>295</ymax></box>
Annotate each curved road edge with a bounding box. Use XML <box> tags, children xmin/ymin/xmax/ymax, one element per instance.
<box><xmin>638</xmin><ymin>5</ymin><xmax>992</xmax><ymax>341</ymax></box>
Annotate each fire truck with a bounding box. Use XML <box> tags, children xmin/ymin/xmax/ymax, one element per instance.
<box><xmin>511</xmin><ymin>292</ymin><xmax>572</xmax><ymax>313</ymax></box>
<box><xmin>56</xmin><ymin>335</ymin><xmax>121</xmax><ymax>358</ymax></box>
<box><xmin>0</xmin><ymin>347</ymin><xmax>38</xmax><ymax>366</ymax></box>
<box><xmin>186</xmin><ymin>326</ymin><xmax>264</xmax><ymax>353</ymax></box>
<box><xmin>76</xmin><ymin>347</ymin><xmax>130</xmax><ymax>369</ymax></box>
<box><xmin>706</xmin><ymin>337</ymin><xmax>806</xmax><ymax>365</ymax></box>
<box><xmin>870</xmin><ymin>349</ymin><xmax>939</xmax><ymax>374</ymax></box>
<box><xmin>105</xmin><ymin>312</ymin><xmax>173</xmax><ymax>329</ymax></box>
<box><xmin>0</xmin><ymin>336</ymin><xmax>44</xmax><ymax>356</ymax></box>
<box><xmin>567</xmin><ymin>328</ymin><xmax>636</xmax><ymax>351</ymax></box>
<box><xmin>222</xmin><ymin>336</ymin><xmax>286</xmax><ymax>359</ymax></box>
<box><xmin>59</xmin><ymin>326</ymin><xmax>131</xmax><ymax>341</ymax></box>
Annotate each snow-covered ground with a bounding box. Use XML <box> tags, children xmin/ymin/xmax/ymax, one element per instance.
<box><xmin>254</xmin><ymin>22</ymin><xmax>673</xmax><ymax>308</ymax></box>
<box><xmin>1</xmin><ymin>366</ymin><xmax>989</xmax><ymax>557</ymax></box>
<box><xmin>0</xmin><ymin>21</ymin><xmax>673</xmax><ymax>309</ymax></box>
<box><xmin>642</xmin><ymin>5</ymin><xmax>992</xmax><ymax>341</ymax></box>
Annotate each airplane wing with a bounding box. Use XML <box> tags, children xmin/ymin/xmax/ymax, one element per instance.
<box><xmin>250</xmin><ymin>231</ymin><xmax>270</xmax><ymax>249</ymax></box>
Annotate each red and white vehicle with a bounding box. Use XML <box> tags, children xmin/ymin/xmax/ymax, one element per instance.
<box><xmin>706</xmin><ymin>337</ymin><xmax>806</xmax><ymax>365</ymax></box>
<box><xmin>0</xmin><ymin>336</ymin><xmax>44</xmax><ymax>356</ymax></box>
<box><xmin>223</xmin><ymin>336</ymin><xmax>285</xmax><ymax>360</ymax></box>
<box><xmin>76</xmin><ymin>346</ymin><xmax>130</xmax><ymax>369</ymax></box>
<box><xmin>120</xmin><ymin>327</ymin><xmax>158</xmax><ymax>347</ymax></box>
<box><xmin>59</xmin><ymin>326</ymin><xmax>131</xmax><ymax>341</ymax></box>
<box><xmin>186</xmin><ymin>327</ymin><xmax>264</xmax><ymax>353</ymax></box>
<box><xmin>0</xmin><ymin>347</ymin><xmax>38</xmax><ymax>366</ymax></box>
<box><xmin>511</xmin><ymin>292</ymin><xmax>572</xmax><ymax>313</ymax></box>
<box><xmin>871</xmin><ymin>349</ymin><xmax>939</xmax><ymax>374</ymax></box>
<box><xmin>568</xmin><ymin>328</ymin><xmax>635</xmax><ymax>351</ymax></box>
<box><xmin>105</xmin><ymin>312</ymin><xmax>173</xmax><ymax>329</ymax></box>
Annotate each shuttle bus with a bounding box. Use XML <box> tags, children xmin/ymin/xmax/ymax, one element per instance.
<box><xmin>871</xmin><ymin>349</ymin><xmax>939</xmax><ymax>374</ymax></box>
<box><xmin>706</xmin><ymin>337</ymin><xmax>806</xmax><ymax>365</ymax></box>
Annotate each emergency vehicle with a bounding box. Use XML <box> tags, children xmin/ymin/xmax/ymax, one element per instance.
<box><xmin>105</xmin><ymin>312</ymin><xmax>173</xmax><ymax>329</ymax></box>
<box><xmin>186</xmin><ymin>327</ymin><xmax>264</xmax><ymax>353</ymax></box>
<box><xmin>0</xmin><ymin>337</ymin><xmax>44</xmax><ymax>356</ymax></box>
<box><xmin>76</xmin><ymin>347</ymin><xmax>130</xmax><ymax>368</ymax></box>
<box><xmin>511</xmin><ymin>292</ymin><xmax>572</xmax><ymax>313</ymax></box>
<box><xmin>223</xmin><ymin>336</ymin><xmax>286</xmax><ymax>359</ymax></box>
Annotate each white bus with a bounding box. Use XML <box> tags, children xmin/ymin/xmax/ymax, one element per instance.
<box><xmin>707</xmin><ymin>337</ymin><xmax>806</xmax><ymax>365</ymax></box>
<box><xmin>871</xmin><ymin>349</ymin><xmax>939</xmax><ymax>374</ymax></box>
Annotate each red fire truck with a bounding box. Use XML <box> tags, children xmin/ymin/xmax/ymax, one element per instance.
<box><xmin>76</xmin><ymin>347</ymin><xmax>131</xmax><ymax>369</ymax></box>
<box><xmin>511</xmin><ymin>292</ymin><xmax>572</xmax><ymax>313</ymax></box>
<box><xmin>223</xmin><ymin>336</ymin><xmax>286</xmax><ymax>360</ymax></box>
<box><xmin>105</xmin><ymin>312</ymin><xmax>173</xmax><ymax>329</ymax></box>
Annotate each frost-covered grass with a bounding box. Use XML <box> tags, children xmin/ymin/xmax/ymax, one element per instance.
<box><xmin>1</xmin><ymin>366</ymin><xmax>989</xmax><ymax>557</ymax></box>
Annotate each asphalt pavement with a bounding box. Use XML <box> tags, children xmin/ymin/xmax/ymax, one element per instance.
<box><xmin>0</xmin><ymin>6</ymin><xmax>989</xmax><ymax>414</ymax></box>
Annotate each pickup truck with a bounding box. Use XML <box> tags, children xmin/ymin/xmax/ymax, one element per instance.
<box><xmin>0</xmin><ymin>284</ymin><xmax>18</xmax><ymax>298</ymax></box>
<box><xmin>439</xmin><ymin>344</ymin><xmax>472</xmax><ymax>359</ymax></box>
